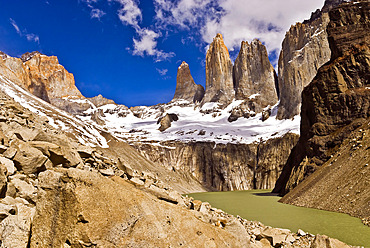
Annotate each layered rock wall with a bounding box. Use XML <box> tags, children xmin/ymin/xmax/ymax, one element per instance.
<box><xmin>274</xmin><ymin>0</ymin><xmax>370</xmax><ymax>195</ymax></box>
<box><xmin>277</xmin><ymin>0</ymin><xmax>346</xmax><ymax>120</ymax></box>
<box><xmin>133</xmin><ymin>133</ymin><xmax>299</xmax><ymax>191</ymax></box>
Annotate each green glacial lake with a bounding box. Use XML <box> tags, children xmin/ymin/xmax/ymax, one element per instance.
<box><xmin>189</xmin><ymin>190</ymin><xmax>370</xmax><ymax>247</ymax></box>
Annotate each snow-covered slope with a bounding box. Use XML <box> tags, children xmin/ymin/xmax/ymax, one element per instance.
<box><xmin>0</xmin><ymin>72</ymin><xmax>299</xmax><ymax>149</ymax></box>
<box><xmin>0</xmin><ymin>75</ymin><xmax>109</xmax><ymax>148</ymax></box>
<box><xmin>77</xmin><ymin>99</ymin><xmax>300</xmax><ymax>145</ymax></box>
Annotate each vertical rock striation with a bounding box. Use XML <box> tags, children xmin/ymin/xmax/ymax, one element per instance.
<box><xmin>274</xmin><ymin>0</ymin><xmax>370</xmax><ymax>195</ymax></box>
<box><xmin>277</xmin><ymin>0</ymin><xmax>346</xmax><ymax>119</ymax></box>
<box><xmin>132</xmin><ymin>133</ymin><xmax>299</xmax><ymax>191</ymax></box>
<box><xmin>173</xmin><ymin>61</ymin><xmax>205</xmax><ymax>103</ymax></box>
<box><xmin>233</xmin><ymin>39</ymin><xmax>278</xmax><ymax>110</ymax></box>
<box><xmin>202</xmin><ymin>33</ymin><xmax>234</xmax><ymax>106</ymax></box>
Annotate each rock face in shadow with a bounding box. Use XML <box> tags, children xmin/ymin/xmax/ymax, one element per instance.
<box><xmin>202</xmin><ymin>33</ymin><xmax>234</xmax><ymax>106</ymax></box>
<box><xmin>132</xmin><ymin>133</ymin><xmax>299</xmax><ymax>191</ymax></box>
<box><xmin>277</xmin><ymin>0</ymin><xmax>346</xmax><ymax>120</ymax></box>
<box><xmin>274</xmin><ymin>0</ymin><xmax>370</xmax><ymax>195</ymax></box>
<box><xmin>173</xmin><ymin>62</ymin><xmax>205</xmax><ymax>103</ymax></box>
<box><xmin>279</xmin><ymin>121</ymin><xmax>370</xmax><ymax>225</ymax></box>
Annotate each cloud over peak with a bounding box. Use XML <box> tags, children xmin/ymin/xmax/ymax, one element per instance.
<box><xmin>10</xmin><ymin>18</ymin><xmax>40</xmax><ymax>43</ymax></box>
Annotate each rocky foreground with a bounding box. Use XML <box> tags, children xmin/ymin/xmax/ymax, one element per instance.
<box><xmin>0</xmin><ymin>87</ymin><xmax>353</xmax><ymax>247</ymax></box>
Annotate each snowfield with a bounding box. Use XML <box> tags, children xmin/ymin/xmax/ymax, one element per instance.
<box><xmin>78</xmin><ymin>99</ymin><xmax>300</xmax><ymax>145</ymax></box>
<box><xmin>0</xmin><ymin>75</ymin><xmax>300</xmax><ymax>148</ymax></box>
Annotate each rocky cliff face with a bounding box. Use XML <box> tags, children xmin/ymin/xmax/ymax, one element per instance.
<box><xmin>173</xmin><ymin>62</ymin><xmax>205</xmax><ymax>103</ymax></box>
<box><xmin>1</xmin><ymin>51</ymin><xmax>83</xmax><ymax>102</ymax></box>
<box><xmin>233</xmin><ymin>39</ymin><xmax>278</xmax><ymax>114</ymax></box>
<box><xmin>279</xmin><ymin>120</ymin><xmax>370</xmax><ymax>226</ymax></box>
<box><xmin>274</xmin><ymin>0</ymin><xmax>370</xmax><ymax>195</ymax></box>
<box><xmin>202</xmin><ymin>33</ymin><xmax>234</xmax><ymax>106</ymax></box>
<box><xmin>0</xmin><ymin>51</ymin><xmax>117</xmax><ymax>114</ymax></box>
<box><xmin>132</xmin><ymin>133</ymin><xmax>299</xmax><ymax>191</ymax></box>
<box><xmin>277</xmin><ymin>0</ymin><xmax>346</xmax><ymax>120</ymax></box>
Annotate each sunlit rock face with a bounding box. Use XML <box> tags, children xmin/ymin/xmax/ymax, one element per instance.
<box><xmin>277</xmin><ymin>0</ymin><xmax>346</xmax><ymax>120</ymax></box>
<box><xmin>233</xmin><ymin>39</ymin><xmax>278</xmax><ymax>111</ymax></box>
<box><xmin>173</xmin><ymin>61</ymin><xmax>205</xmax><ymax>103</ymax></box>
<box><xmin>202</xmin><ymin>33</ymin><xmax>234</xmax><ymax>106</ymax></box>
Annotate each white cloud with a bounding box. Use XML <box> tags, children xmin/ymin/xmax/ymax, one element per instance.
<box><xmin>10</xmin><ymin>18</ymin><xmax>40</xmax><ymax>44</ymax></box>
<box><xmin>110</xmin><ymin>0</ymin><xmax>175</xmax><ymax>61</ymax></box>
<box><xmin>115</xmin><ymin>0</ymin><xmax>142</xmax><ymax>30</ymax></box>
<box><xmin>10</xmin><ymin>18</ymin><xmax>21</xmax><ymax>34</ymax></box>
<box><xmin>154</xmin><ymin>0</ymin><xmax>325</xmax><ymax>65</ymax></box>
<box><xmin>156</xmin><ymin>68</ymin><xmax>168</xmax><ymax>76</ymax></box>
<box><xmin>133</xmin><ymin>29</ymin><xmax>175</xmax><ymax>61</ymax></box>
<box><xmin>154</xmin><ymin>0</ymin><xmax>221</xmax><ymax>29</ymax></box>
<box><xmin>26</xmin><ymin>34</ymin><xmax>40</xmax><ymax>43</ymax></box>
<box><xmin>91</xmin><ymin>8</ymin><xmax>106</xmax><ymax>19</ymax></box>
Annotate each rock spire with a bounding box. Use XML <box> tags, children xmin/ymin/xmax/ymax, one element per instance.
<box><xmin>173</xmin><ymin>61</ymin><xmax>205</xmax><ymax>103</ymax></box>
<box><xmin>202</xmin><ymin>33</ymin><xmax>234</xmax><ymax>105</ymax></box>
<box><xmin>233</xmin><ymin>39</ymin><xmax>278</xmax><ymax>107</ymax></box>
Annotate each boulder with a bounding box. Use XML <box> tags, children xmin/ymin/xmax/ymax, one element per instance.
<box><xmin>0</xmin><ymin>203</ymin><xmax>35</xmax><ymax>248</ymax></box>
<box><xmin>0</xmin><ymin>163</ymin><xmax>7</xmax><ymax>198</ymax></box>
<box><xmin>10</xmin><ymin>177</ymin><xmax>37</xmax><ymax>204</ymax></box>
<box><xmin>30</xmin><ymin>169</ymin><xmax>248</xmax><ymax>247</ymax></box>
<box><xmin>12</xmin><ymin>141</ymin><xmax>48</xmax><ymax>174</ymax></box>
<box><xmin>0</xmin><ymin>156</ymin><xmax>16</xmax><ymax>176</ymax></box>
<box><xmin>28</xmin><ymin>141</ymin><xmax>83</xmax><ymax>167</ymax></box>
<box><xmin>311</xmin><ymin>234</ymin><xmax>350</xmax><ymax>248</ymax></box>
<box><xmin>158</xmin><ymin>113</ymin><xmax>179</xmax><ymax>132</ymax></box>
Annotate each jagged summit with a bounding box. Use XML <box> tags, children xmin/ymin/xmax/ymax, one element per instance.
<box><xmin>20</xmin><ymin>51</ymin><xmax>43</xmax><ymax>62</ymax></box>
<box><xmin>202</xmin><ymin>33</ymin><xmax>234</xmax><ymax>106</ymax></box>
<box><xmin>0</xmin><ymin>51</ymin><xmax>83</xmax><ymax>106</ymax></box>
<box><xmin>233</xmin><ymin>39</ymin><xmax>278</xmax><ymax>108</ymax></box>
<box><xmin>173</xmin><ymin>61</ymin><xmax>204</xmax><ymax>103</ymax></box>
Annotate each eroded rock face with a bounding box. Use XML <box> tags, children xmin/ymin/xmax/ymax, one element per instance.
<box><xmin>277</xmin><ymin>0</ymin><xmax>346</xmax><ymax>119</ymax></box>
<box><xmin>88</xmin><ymin>94</ymin><xmax>115</xmax><ymax>107</ymax></box>
<box><xmin>202</xmin><ymin>33</ymin><xmax>234</xmax><ymax>106</ymax></box>
<box><xmin>173</xmin><ymin>62</ymin><xmax>205</xmax><ymax>103</ymax></box>
<box><xmin>234</xmin><ymin>39</ymin><xmax>278</xmax><ymax>108</ymax></box>
<box><xmin>279</xmin><ymin>122</ymin><xmax>370</xmax><ymax>225</ymax></box>
<box><xmin>30</xmin><ymin>168</ymin><xmax>248</xmax><ymax>248</ymax></box>
<box><xmin>132</xmin><ymin>133</ymin><xmax>299</xmax><ymax>191</ymax></box>
<box><xmin>274</xmin><ymin>0</ymin><xmax>370</xmax><ymax>195</ymax></box>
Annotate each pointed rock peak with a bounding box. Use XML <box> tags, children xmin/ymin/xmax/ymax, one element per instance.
<box><xmin>203</xmin><ymin>34</ymin><xmax>234</xmax><ymax>105</ymax></box>
<box><xmin>88</xmin><ymin>94</ymin><xmax>115</xmax><ymax>108</ymax></box>
<box><xmin>173</xmin><ymin>61</ymin><xmax>204</xmax><ymax>103</ymax></box>
<box><xmin>178</xmin><ymin>61</ymin><xmax>189</xmax><ymax>69</ymax></box>
<box><xmin>210</xmin><ymin>33</ymin><xmax>230</xmax><ymax>55</ymax></box>
<box><xmin>21</xmin><ymin>51</ymin><xmax>43</xmax><ymax>63</ymax></box>
<box><xmin>234</xmin><ymin>39</ymin><xmax>278</xmax><ymax>109</ymax></box>
<box><xmin>215</xmin><ymin>33</ymin><xmax>223</xmax><ymax>40</ymax></box>
<box><xmin>0</xmin><ymin>51</ymin><xmax>8</xmax><ymax>60</ymax></box>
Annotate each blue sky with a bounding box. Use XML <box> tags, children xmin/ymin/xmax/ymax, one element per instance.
<box><xmin>0</xmin><ymin>0</ymin><xmax>324</xmax><ymax>106</ymax></box>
